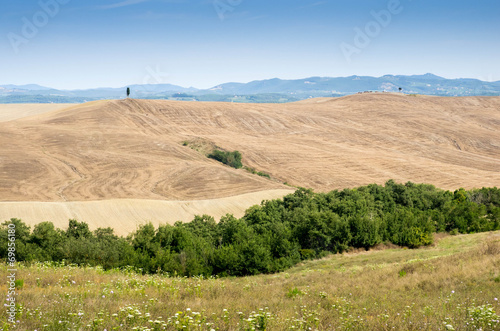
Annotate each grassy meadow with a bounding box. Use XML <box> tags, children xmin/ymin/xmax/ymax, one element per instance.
<box><xmin>1</xmin><ymin>231</ymin><xmax>499</xmax><ymax>330</ymax></box>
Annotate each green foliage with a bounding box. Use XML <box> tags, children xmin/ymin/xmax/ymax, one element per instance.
<box><xmin>167</xmin><ymin>309</ymin><xmax>207</xmax><ymax>330</ymax></box>
<box><xmin>286</xmin><ymin>287</ymin><xmax>305</xmax><ymax>298</ymax></box>
<box><xmin>407</xmin><ymin>226</ymin><xmax>433</xmax><ymax>248</ymax></box>
<box><xmin>208</xmin><ymin>149</ymin><xmax>242</xmax><ymax>169</ymax></box>
<box><xmin>0</xmin><ymin>218</ymin><xmax>32</xmax><ymax>261</ymax></box>
<box><xmin>14</xmin><ymin>279</ymin><xmax>24</xmax><ymax>289</ymax></box>
<box><xmin>66</xmin><ymin>219</ymin><xmax>92</xmax><ymax>239</ymax></box>
<box><xmin>467</xmin><ymin>304</ymin><xmax>500</xmax><ymax>330</ymax></box>
<box><xmin>299</xmin><ymin>249</ymin><xmax>316</xmax><ymax>260</ymax></box>
<box><xmin>257</xmin><ymin>171</ymin><xmax>270</xmax><ymax>178</ymax></box>
<box><xmin>240</xmin><ymin>308</ymin><xmax>273</xmax><ymax>331</ymax></box>
<box><xmin>1</xmin><ymin>182</ymin><xmax>499</xmax><ymax>277</ymax></box>
<box><xmin>30</xmin><ymin>222</ymin><xmax>65</xmax><ymax>260</ymax></box>
<box><xmin>171</xmin><ymin>92</ymin><xmax>193</xmax><ymax>98</ymax></box>
<box><xmin>244</xmin><ymin>166</ymin><xmax>271</xmax><ymax>179</ymax></box>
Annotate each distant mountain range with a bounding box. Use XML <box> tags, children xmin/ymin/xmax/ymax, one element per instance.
<box><xmin>1</xmin><ymin>74</ymin><xmax>499</xmax><ymax>103</ymax></box>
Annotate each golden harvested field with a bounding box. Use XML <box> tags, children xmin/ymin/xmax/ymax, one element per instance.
<box><xmin>0</xmin><ymin>103</ymin><xmax>73</xmax><ymax>122</ymax></box>
<box><xmin>0</xmin><ymin>190</ymin><xmax>291</xmax><ymax>236</ymax></box>
<box><xmin>0</xmin><ymin>94</ymin><xmax>499</xmax><ymax>232</ymax></box>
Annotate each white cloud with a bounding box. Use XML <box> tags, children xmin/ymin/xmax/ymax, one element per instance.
<box><xmin>99</xmin><ymin>0</ymin><xmax>149</xmax><ymax>10</ymax></box>
<box><xmin>297</xmin><ymin>1</ymin><xmax>327</xmax><ymax>10</ymax></box>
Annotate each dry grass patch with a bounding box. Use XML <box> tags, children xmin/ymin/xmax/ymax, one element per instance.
<box><xmin>1</xmin><ymin>231</ymin><xmax>499</xmax><ymax>330</ymax></box>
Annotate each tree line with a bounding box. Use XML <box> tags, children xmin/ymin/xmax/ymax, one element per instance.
<box><xmin>1</xmin><ymin>181</ymin><xmax>499</xmax><ymax>277</ymax></box>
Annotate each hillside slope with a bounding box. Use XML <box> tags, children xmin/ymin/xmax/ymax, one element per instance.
<box><xmin>0</xmin><ymin>94</ymin><xmax>499</xmax><ymax>204</ymax></box>
<box><xmin>0</xmin><ymin>103</ymin><xmax>73</xmax><ymax>122</ymax></box>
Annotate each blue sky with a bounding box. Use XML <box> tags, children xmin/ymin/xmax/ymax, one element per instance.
<box><xmin>1</xmin><ymin>0</ymin><xmax>499</xmax><ymax>89</ymax></box>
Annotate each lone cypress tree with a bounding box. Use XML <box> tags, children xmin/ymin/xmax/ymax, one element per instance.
<box><xmin>126</xmin><ymin>87</ymin><xmax>130</xmax><ymax>98</ymax></box>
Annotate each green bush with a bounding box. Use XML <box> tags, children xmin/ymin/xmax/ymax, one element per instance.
<box><xmin>406</xmin><ymin>227</ymin><xmax>433</xmax><ymax>248</ymax></box>
<box><xmin>299</xmin><ymin>249</ymin><xmax>316</xmax><ymax>260</ymax></box>
<box><xmin>243</xmin><ymin>166</ymin><xmax>271</xmax><ymax>179</ymax></box>
<box><xmin>257</xmin><ymin>171</ymin><xmax>271</xmax><ymax>179</ymax></box>
<box><xmin>208</xmin><ymin>149</ymin><xmax>242</xmax><ymax>169</ymax></box>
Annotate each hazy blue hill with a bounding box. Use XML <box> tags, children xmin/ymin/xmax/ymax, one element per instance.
<box><xmin>403</xmin><ymin>73</ymin><xmax>447</xmax><ymax>81</ymax></box>
<box><xmin>1</xmin><ymin>74</ymin><xmax>499</xmax><ymax>103</ymax></box>
<box><xmin>0</xmin><ymin>84</ymin><xmax>52</xmax><ymax>91</ymax></box>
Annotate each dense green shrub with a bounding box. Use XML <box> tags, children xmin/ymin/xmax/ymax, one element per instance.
<box><xmin>208</xmin><ymin>149</ymin><xmax>242</xmax><ymax>169</ymax></box>
<box><xmin>1</xmin><ymin>182</ymin><xmax>499</xmax><ymax>277</ymax></box>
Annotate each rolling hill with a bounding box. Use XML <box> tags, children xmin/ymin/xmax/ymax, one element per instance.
<box><xmin>0</xmin><ymin>94</ymin><xmax>499</xmax><ymax>233</ymax></box>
